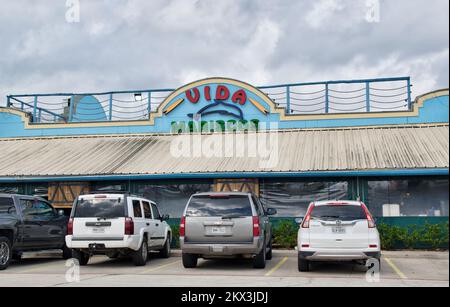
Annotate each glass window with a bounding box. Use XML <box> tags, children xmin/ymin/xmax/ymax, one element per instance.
<box><xmin>151</xmin><ymin>203</ymin><xmax>161</xmax><ymax>220</ymax></box>
<box><xmin>92</xmin><ymin>182</ymin><xmax>128</xmax><ymax>192</ymax></box>
<box><xmin>142</xmin><ymin>201</ymin><xmax>152</xmax><ymax>219</ymax></box>
<box><xmin>0</xmin><ymin>185</ymin><xmax>21</xmax><ymax>194</ymax></box>
<box><xmin>132</xmin><ymin>200</ymin><xmax>143</xmax><ymax>218</ymax></box>
<box><xmin>186</xmin><ymin>195</ymin><xmax>253</xmax><ymax>217</ymax></box>
<box><xmin>252</xmin><ymin>196</ymin><xmax>263</xmax><ymax>216</ymax></box>
<box><xmin>311</xmin><ymin>205</ymin><xmax>366</xmax><ymax>221</ymax></box>
<box><xmin>21</xmin><ymin>199</ymin><xmax>54</xmax><ymax>219</ymax></box>
<box><xmin>367</xmin><ymin>178</ymin><xmax>449</xmax><ymax>217</ymax></box>
<box><xmin>0</xmin><ymin>197</ymin><xmax>15</xmax><ymax>214</ymax></box>
<box><xmin>260</xmin><ymin>180</ymin><xmax>349</xmax><ymax>217</ymax></box>
<box><xmin>135</xmin><ymin>181</ymin><xmax>213</xmax><ymax>218</ymax></box>
<box><xmin>73</xmin><ymin>198</ymin><xmax>126</xmax><ymax>218</ymax></box>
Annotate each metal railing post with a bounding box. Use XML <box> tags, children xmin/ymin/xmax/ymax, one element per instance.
<box><xmin>33</xmin><ymin>96</ymin><xmax>38</xmax><ymax>122</ymax></box>
<box><xmin>407</xmin><ymin>77</ymin><xmax>412</xmax><ymax>110</ymax></box>
<box><xmin>325</xmin><ymin>83</ymin><xmax>329</xmax><ymax>113</ymax></box>
<box><xmin>68</xmin><ymin>95</ymin><xmax>75</xmax><ymax>122</ymax></box>
<box><xmin>148</xmin><ymin>91</ymin><xmax>152</xmax><ymax>119</ymax></box>
<box><xmin>286</xmin><ymin>86</ymin><xmax>291</xmax><ymax>115</ymax></box>
<box><xmin>365</xmin><ymin>82</ymin><xmax>371</xmax><ymax>112</ymax></box>
<box><xmin>109</xmin><ymin>94</ymin><xmax>113</xmax><ymax>121</ymax></box>
<box><xmin>6</xmin><ymin>96</ymin><xmax>11</xmax><ymax>107</ymax></box>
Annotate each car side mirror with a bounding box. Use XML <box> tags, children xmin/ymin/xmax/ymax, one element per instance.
<box><xmin>295</xmin><ymin>217</ymin><xmax>304</xmax><ymax>225</ymax></box>
<box><xmin>161</xmin><ymin>214</ymin><xmax>170</xmax><ymax>221</ymax></box>
<box><xmin>266</xmin><ymin>208</ymin><xmax>277</xmax><ymax>216</ymax></box>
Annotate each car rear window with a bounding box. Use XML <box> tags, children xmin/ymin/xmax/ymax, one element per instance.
<box><xmin>0</xmin><ymin>197</ymin><xmax>15</xmax><ymax>214</ymax></box>
<box><xmin>311</xmin><ymin>205</ymin><xmax>366</xmax><ymax>221</ymax></box>
<box><xmin>186</xmin><ymin>195</ymin><xmax>253</xmax><ymax>217</ymax></box>
<box><xmin>73</xmin><ymin>198</ymin><xmax>126</xmax><ymax>218</ymax></box>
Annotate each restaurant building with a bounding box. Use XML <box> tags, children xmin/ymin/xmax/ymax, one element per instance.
<box><xmin>0</xmin><ymin>77</ymin><xmax>448</xmax><ymax>226</ymax></box>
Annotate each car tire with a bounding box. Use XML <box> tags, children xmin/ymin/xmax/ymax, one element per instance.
<box><xmin>0</xmin><ymin>236</ymin><xmax>12</xmax><ymax>271</ymax></box>
<box><xmin>253</xmin><ymin>245</ymin><xmax>266</xmax><ymax>269</ymax></box>
<box><xmin>266</xmin><ymin>239</ymin><xmax>273</xmax><ymax>261</ymax></box>
<box><xmin>132</xmin><ymin>239</ymin><xmax>148</xmax><ymax>266</ymax></box>
<box><xmin>12</xmin><ymin>252</ymin><xmax>22</xmax><ymax>262</ymax></box>
<box><xmin>72</xmin><ymin>249</ymin><xmax>90</xmax><ymax>266</ymax></box>
<box><xmin>366</xmin><ymin>257</ymin><xmax>381</xmax><ymax>272</ymax></box>
<box><xmin>182</xmin><ymin>253</ymin><xmax>198</xmax><ymax>268</ymax></box>
<box><xmin>159</xmin><ymin>238</ymin><xmax>171</xmax><ymax>259</ymax></box>
<box><xmin>298</xmin><ymin>254</ymin><xmax>310</xmax><ymax>272</ymax></box>
<box><xmin>62</xmin><ymin>243</ymin><xmax>72</xmax><ymax>260</ymax></box>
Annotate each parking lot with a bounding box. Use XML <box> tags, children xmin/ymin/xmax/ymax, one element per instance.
<box><xmin>0</xmin><ymin>250</ymin><xmax>448</xmax><ymax>287</ymax></box>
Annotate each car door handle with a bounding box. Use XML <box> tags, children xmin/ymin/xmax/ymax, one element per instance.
<box><xmin>156</xmin><ymin>224</ymin><xmax>159</xmax><ymax>227</ymax></box>
<box><xmin>146</xmin><ymin>223</ymin><xmax>150</xmax><ymax>226</ymax></box>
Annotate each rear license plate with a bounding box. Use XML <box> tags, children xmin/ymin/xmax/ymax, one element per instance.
<box><xmin>92</xmin><ymin>227</ymin><xmax>106</xmax><ymax>234</ymax></box>
<box><xmin>212</xmin><ymin>245</ymin><xmax>224</xmax><ymax>253</ymax></box>
<box><xmin>211</xmin><ymin>226</ymin><xmax>227</xmax><ymax>235</ymax></box>
<box><xmin>332</xmin><ymin>227</ymin><xmax>346</xmax><ymax>234</ymax></box>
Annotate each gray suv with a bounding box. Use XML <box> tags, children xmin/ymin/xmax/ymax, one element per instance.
<box><xmin>180</xmin><ymin>192</ymin><xmax>277</xmax><ymax>269</ymax></box>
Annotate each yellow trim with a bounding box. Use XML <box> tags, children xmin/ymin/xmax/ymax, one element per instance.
<box><xmin>1</xmin><ymin>83</ymin><xmax>448</xmax><ymax>130</ymax></box>
<box><xmin>249</xmin><ymin>98</ymin><xmax>269</xmax><ymax>114</ymax></box>
<box><xmin>163</xmin><ymin>98</ymin><xmax>184</xmax><ymax>114</ymax></box>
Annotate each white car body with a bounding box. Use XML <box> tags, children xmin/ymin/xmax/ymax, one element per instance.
<box><xmin>297</xmin><ymin>200</ymin><xmax>381</xmax><ymax>271</ymax></box>
<box><xmin>66</xmin><ymin>193</ymin><xmax>172</xmax><ymax>265</ymax></box>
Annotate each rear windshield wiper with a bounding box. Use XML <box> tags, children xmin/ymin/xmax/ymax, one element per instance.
<box><xmin>222</xmin><ymin>215</ymin><xmax>246</xmax><ymax>220</ymax></box>
<box><xmin>316</xmin><ymin>215</ymin><xmax>341</xmax><ymax>219</ymax></box>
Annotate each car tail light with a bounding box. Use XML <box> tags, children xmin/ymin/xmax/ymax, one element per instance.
<box><xmin>67</xmin><ymin>218</ymin><xmax>73</xmax><ymax>235</ymax></box>
<box><xmin>180</xmin><ymin>216</ymin><xmax>186</xmax><ymax>237</ymax></box>
<box><xmin>253</xmin><ymin>216</ymin><xmax>260</xmax><ymax>237</ymax></box>
<box><xmin>301</xmin><ymin>244</ymin><xmax>310</xmax><ymax>248</ymax></box>
<box><xmin>369</xmin><ymin>244</ymin><xmax>378</xmax><ymax>248</ymax></box>
<box><xmin>361</xmin><ymin>203</ymin><xmax>376</xmax><ymax>228</ymax></box>
<box><xmin>302</xmin><ymin>203</ymin><xmax>315</xmax><ymax>229</ymax></box>
<box><xmin>125</xmin><ymin>217</ymin><xmax>134</xmax><ymax>235</ymax></box>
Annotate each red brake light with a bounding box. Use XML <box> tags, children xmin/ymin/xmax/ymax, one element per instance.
<box><xmin>67</xmin><ymin>218</ymin><xmax>73</xmax><ymax>235</ymax></box>
<box><xmin>361</xmin><ymin>203</ymin><xmax>376</xmax><ymax>228</ymax></box>
<box><xmin>369</xmin><ymin>244</ymin><xmax>378</xmax><ymax>248</ymax></box>
<box><xmin>125</xmin><ymin>217</ymin><xmax>134</xmax><ymax>235</ymax></box>
<box><xmin>253</xmin><ymin>216</ymin><xmax>260</xmax><ymax>237</ymax></box>
<box><xmin>180</xmin><ymin>216</ymin><xmax>186</xmax><ymax>237</ymax></box>
<box><xmin>302</xmin><ymin>203</ymin><xmax>315</xmax><ymax>229</ymax></box>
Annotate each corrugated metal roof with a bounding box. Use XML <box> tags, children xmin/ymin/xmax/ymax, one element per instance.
<box><xmin>0</xmin><ymin>124</ymin><xmax>448</xmax><ymax>177</ymax></box>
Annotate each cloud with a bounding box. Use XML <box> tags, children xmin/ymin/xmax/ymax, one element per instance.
<box><xmin>0</xmin><ymin>0</ymin><xmax>448</xmax><ymax>106</ymax></box>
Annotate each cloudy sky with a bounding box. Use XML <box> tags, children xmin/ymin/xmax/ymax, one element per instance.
<box><xmin>0</xmin><ymin>0</ymin><xmax>448</xmax><ymax>105</ymax></box>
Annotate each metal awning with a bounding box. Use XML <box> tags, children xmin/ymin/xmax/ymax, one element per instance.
<box><xmin>0</xmin><ymin>124</ymin><xmax>448</xmax><ymax>179</ymax></box>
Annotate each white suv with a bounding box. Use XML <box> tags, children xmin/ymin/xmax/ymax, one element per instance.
<box><xmin>66</xmin><ymin>193</ymin><xmax>172</xmax><ymax>266</ymax></box>
<box><xmin>296</xmin><ymin>200</ymin><xmax>381</xmax><ymax>272</ymax></box>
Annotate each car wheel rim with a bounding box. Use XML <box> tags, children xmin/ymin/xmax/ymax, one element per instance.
<box><xmin>0</xmin><ymin>242</ymin><xmax>10</xmax><ymax>266</ymax></box>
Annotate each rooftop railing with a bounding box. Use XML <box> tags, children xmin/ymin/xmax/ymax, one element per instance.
<box><xmin>6</xmin><ymin>77</ymin><xmax>412</xmax><ymax>123</ymax></box>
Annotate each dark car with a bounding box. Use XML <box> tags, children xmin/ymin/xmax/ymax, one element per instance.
<box><xmin>0</xmin><ymin>194</ymin><xmax>71</xmax><ymax>270</ymax></box>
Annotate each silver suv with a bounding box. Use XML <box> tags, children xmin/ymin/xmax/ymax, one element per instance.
<box><xmin>180</xmin><ymin>192</ymin><xmax>277</xmax><ymax>269</ymax></box>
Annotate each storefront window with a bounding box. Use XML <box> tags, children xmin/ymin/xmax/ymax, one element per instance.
<box><xmin>0</xmin><ymin>185</ymin><xmax>21</xmax><ymax>194</ymax></box>
<box><xmin>260</xmin><ymin>180</ymin><xmax>349</xmax><ymax>217</ymax></box>
<box><xmin>367</xmin><ymin>178</ymin><xmax>449</xmax><ymax>217</ymax></box>
<box><xmin>134</xmin><ymin>181</ymin><xmax>213</xmax><ymax>217</ymax></box>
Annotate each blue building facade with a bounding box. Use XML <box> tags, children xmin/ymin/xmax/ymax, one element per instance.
<box><xmin>0</xmin><ymin>77</ymin><xmax>448</xmax><ymax>225</ymax></box>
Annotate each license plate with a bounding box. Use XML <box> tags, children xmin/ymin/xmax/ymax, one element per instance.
<box><xmin>92</xmin><ymin>227</ymin><xmax>105</xmax><ymax>234</ymax></box>
<box><xmin>332</xmin><ymin>227</ymin><xmax>346</xmax><ymax>234</ymax></box>
<box><xmin>211</xmin><ymin>226</ymin><xmax>227</xmax><ymax>234</ymax></box>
